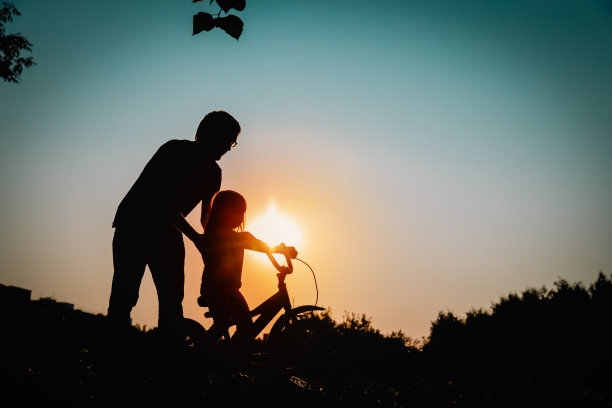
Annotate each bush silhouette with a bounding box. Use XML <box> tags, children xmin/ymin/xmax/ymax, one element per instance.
<box><xmin>2</xmin><ymin>272</ymin><xmax>611</xmax><ymax>406</ymax></box>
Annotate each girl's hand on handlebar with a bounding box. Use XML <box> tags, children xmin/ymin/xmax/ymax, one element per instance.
<box><xmin>274</xmin><ymin>243</ymin><xmax>298</xmax><ymax>259</ymax></box>
<box><xmin>277</xmin><ymin>265</ymin><xmax>292</xmax><ymax>274</ymax></box>
<box><xmin>285</xmin><ymin>246</ymin><xmax>298</xmax><ymax>259</ymax></box>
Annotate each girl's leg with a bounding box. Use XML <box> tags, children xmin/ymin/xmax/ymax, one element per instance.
<box><xmin>230</xmin><ymin>291</ymin><xmax>254</xmax><ymax>344</ymax></box>
<box><xmin>205</xmin><ymin>295</ymin><xmax>232</xmax><ymax>344</ymax></box>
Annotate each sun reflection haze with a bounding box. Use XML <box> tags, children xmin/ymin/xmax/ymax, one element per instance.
<box><xmin>247</xmin><ymin>202</ymin><xmax>302</xmax><ymax>263</ymax></box>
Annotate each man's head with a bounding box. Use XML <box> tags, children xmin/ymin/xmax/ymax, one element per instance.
<box><xmin>195</xmin><ymin>111</ymin><xmax>241</xmax><ymax>160</ymax></box>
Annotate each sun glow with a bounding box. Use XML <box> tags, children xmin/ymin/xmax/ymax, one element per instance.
<box><xmin>247</xmin><ymin>203</ymin><xmax>302</xmax><ymax>258</ymax></box>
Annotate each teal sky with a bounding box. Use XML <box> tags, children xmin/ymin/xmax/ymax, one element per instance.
<box><xmin>1</xmin><ymin>0</ymin><xmax>611</xmax><ymax>338</ymax></box>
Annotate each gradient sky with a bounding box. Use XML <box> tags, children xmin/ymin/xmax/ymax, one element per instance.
<box><xmin>1</xmin><ymin>0</ymin><xmax>611</xmax><ymax>339</ymax></box>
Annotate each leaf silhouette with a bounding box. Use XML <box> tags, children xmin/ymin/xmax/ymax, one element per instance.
<box><xmin>213</xmin><ymin>15</ymin><xmax>243</xmax><ymax>40</ymax></box>
<box><xmin>193</xmin><ymin>12</ymin><xmax>214</xmax><ymax>35</ymax></box>
<box><xmin>233</xmin><ymin>0</ymin><xmax>246</xmax><ymax>11</ymax></box>
<box><xmin>216</xmin><ymin>0</ymin><xmax>246</xmax><ymax>13</ymax></box>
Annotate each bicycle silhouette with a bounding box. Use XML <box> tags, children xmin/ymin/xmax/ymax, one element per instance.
<box><xmin>182</xmin><ymin>252</ymin><xmax>323</xmax><ymax>365</ymax></box>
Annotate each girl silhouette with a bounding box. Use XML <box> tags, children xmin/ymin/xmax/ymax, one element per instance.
<box><xmin>198</xmin><ymin>190</ymin><xmax>297</xmax><ymax>345</ymax></box>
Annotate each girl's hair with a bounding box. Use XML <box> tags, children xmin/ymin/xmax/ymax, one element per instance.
<box><xmin>205</xmin><ymin>190</ymin><xmax>246</xmax><ymax>231</ymax></box>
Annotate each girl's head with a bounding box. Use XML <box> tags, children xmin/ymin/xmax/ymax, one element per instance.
<box><xmin>206</xmin><ymin>190</ymin><xmax>246</xmax><ymax>231</ymax></box>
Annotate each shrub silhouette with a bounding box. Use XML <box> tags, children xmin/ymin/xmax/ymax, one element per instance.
<box><xmin>1</xmin><ymin>273</ymin><xmax>611</xmax><ymax>406</ymax></box>
<box><xmin>418</xmin><ymin>272</ymin><xmax>612</xmax><ymax>407</ymax></box>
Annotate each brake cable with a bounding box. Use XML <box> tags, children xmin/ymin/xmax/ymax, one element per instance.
<box><xmin>295</xmin><ymin>257</ymin><xmax>318</xmax><ymax>307</ymax></box>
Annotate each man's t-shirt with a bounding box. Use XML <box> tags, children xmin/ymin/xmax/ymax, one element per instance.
<box><xmin>113</xmin><ymin>140</ymin><xmax>221</xmax><ymax>229</ymax></box>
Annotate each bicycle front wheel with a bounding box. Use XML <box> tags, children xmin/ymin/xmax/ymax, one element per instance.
<box><xmin>182</xmin><ymin>317</ymin><xmax>207</xmax><ymax>351</ymax></box>
<box><xmin>267</xmin><ymin>315</ymin><xmax>321</xmax><ymax>370</ymax></box>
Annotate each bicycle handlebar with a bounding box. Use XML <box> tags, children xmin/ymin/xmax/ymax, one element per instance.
<box><xmin>266</xmin><ymin>251</ymin><xmax>293</xmax><ymax>274</ymax></box>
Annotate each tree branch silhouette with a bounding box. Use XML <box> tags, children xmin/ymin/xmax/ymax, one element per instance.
<box><xmin>0</xmin><ymin>2</ymin><xmax>34</xmax><ymax>83</ymax></box>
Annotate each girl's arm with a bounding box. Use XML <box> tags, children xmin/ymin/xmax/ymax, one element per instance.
<box><xmin>238</xmin><ymin>232</ymin><xmax>298</xmax><ymax>258</ymax></box>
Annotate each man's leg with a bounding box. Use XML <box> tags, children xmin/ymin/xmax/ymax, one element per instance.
<box><xmin>108</xmin><ymin>228</ymin><xmax>147</xmax><ymax>329</ymax></box>
<box><xmin>148</xmin><ymin>230</ymin><xmax>185</xmax><ymax>343</ymax></box>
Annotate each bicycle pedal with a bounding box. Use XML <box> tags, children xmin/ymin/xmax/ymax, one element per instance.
<box><xmin>250</xmin><ymin>352</ymin><xmax>272</xmax><ymax>357</ymax></box>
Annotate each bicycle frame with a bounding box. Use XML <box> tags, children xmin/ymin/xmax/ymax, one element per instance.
<box><xmin>182</xmin><ymin>251</ymin><xmax>323</xmax><ymax>352</ymax></box>
<box><xmin>248</xmin><ymin>271</ymin><xmax>293</xmax><ymax>340</ymax></box>
<box><xmin>206</xmin><ymin>270</ymin><xmax>323</xmax><ymax>344</ymax></box>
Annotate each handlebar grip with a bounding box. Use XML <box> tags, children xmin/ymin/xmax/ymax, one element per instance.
<box><xmin>266</xmin><ymin>252</ymin><xmax>293</xmax><ymax>274</ymax></box>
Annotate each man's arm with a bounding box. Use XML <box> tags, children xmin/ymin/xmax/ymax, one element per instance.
<box><xmin>173</xmin><ymin>213</ymin><xmax>202</xmax><ymax>244</ymax></box>
<box><xmin>201</xmin><ymin>163</ymin><xmax>221</xmax><ymax>230</ymax></box>
<box><xmin>171</xmin><ymin>159</ymin><xmax>220</xmax><ymax>248</ymax></box>
<box><xmin>200</xmin><ymin>193</ymin><xmax>214</xmax><ymax>230</ymax></box>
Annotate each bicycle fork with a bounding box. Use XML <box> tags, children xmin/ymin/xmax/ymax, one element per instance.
<box><xmin>249</xmin><ymin>282</ymin><xmax>291</xmax><ymax>339</ymax></box>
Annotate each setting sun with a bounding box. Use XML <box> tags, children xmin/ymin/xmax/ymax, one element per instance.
<box><xmin>247</xmin><ymin>203</ymin><xmax>302</xmax><ymax>256</ymax></box>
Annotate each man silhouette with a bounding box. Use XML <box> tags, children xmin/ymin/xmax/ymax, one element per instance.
<box><xmin>107</xmin><ymin>111</ymin><xmax>240</xmax><ymax>343</ymax></box>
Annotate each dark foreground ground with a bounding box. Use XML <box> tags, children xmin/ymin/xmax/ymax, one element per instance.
<box><xmin>1</xmin><ymin>273</ymin><xmax>611</xmax><ymax>407</ymax></box>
